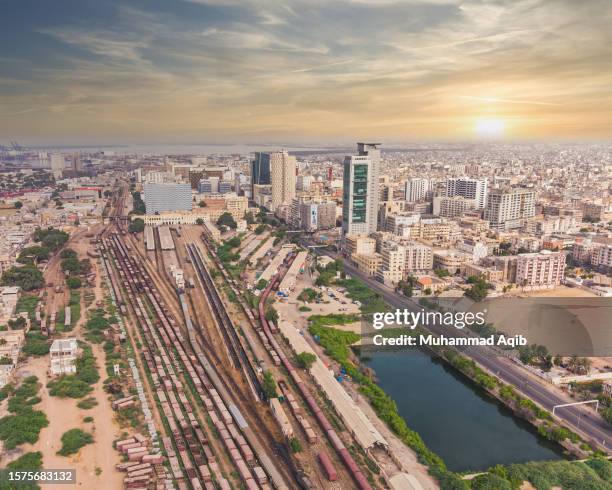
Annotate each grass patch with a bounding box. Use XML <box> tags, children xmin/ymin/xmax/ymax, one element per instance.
<box><xmin>22</xmin><ymin>331</ymin><xmax>51</xmax><ymax>356</ymax></box>
<box><xmin>77</xmin><ymin>397</ymin><xmax>98</xmax><ymax>409</ymax></box>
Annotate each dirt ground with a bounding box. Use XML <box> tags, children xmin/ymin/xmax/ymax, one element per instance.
<box><xmin>516</xmin><ymin>285</ymin><xmax>598</xmax><ymax>298</ymax></box>
<box><xmin>2</xmin><ymin>225</ymin><xmax>123</xmax><ymax>489</ymax></box>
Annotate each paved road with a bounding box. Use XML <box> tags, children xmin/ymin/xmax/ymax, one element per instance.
<box><xmin>307</xmin><ymin>242</ymin><xmax>612</xmax><ymax>452</ymax></box>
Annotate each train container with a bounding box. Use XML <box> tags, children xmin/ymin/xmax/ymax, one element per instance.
<box><xmin>245</xmin><ymin>479</ymin><xmax>259</xmax><ymax>490</ymax></box>
<box><xmin>116</xmin><ymin>438</ymin><xmax>137</xmax><ymax>449</ymax></box>
<box><xmin>125</xmin><ymin>463</ymin><xmax>152</xmax><ymax>473</ymax></box>
<box><xmin>196</xmin><ymin>465</ymin><xmax>211</xmax><ymax>482</ymax></box>
<box><xmin>318</xmin><ymin>451</ymin><xmax>338</xmax><ymax>482</ymax></box>
<box><xmin>128</xmin><ymin>451</ymin><xmax>148</xmax><ymax>462</ymax></box>
<box><xmin>253</xmin><ymin>466</ymin><xmax>268</xmax><ymax>485</ymax></box>
<box><xmin>217</xmin><ymin>479</ymin><xmax>232</xmax><ymax>490</ymax></box>
<box><xmin>236</xmin><ymin>460</ymin><xmax>252</xmax><ymax>481</ymax></box>
<box><xmin>126</xmin><ymin>446</ymin><xmax>147</xmax><ymax>454</ymax></box>
<box><xmin>240</xmin><ymin>444</ymin><xmax>255</xmax><ymax>463</ymax></box>
<box><xmin>190</xmin><ymin>478</ymin><xmax>203</xmax><ymax>490</ymax></box>
<box><xmin>121</xmin><ymin>442</ymin><xmax>145</xmax><ymax>453</ymax></box>
<box><xmin>127</xmin><ymin>468</ymin><xmax>153</xmax><ymax>478</ymax></box>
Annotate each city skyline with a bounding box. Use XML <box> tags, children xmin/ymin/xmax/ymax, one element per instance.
<box><xmin>2</xmin><ymin>0</ymin><xmax>612</xmax><ymax>144</ymax></box>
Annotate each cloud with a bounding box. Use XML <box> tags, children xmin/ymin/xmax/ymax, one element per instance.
<box><xmin>0</xmin><ymin>0</ymin><xmax>611</xmax><ymax>142</ymax></box>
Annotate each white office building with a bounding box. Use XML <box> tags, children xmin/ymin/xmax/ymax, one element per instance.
<box><xmin>405</xmin><ymin>178</ymin><xmax>430</xmax><ymax>203</ymax></box>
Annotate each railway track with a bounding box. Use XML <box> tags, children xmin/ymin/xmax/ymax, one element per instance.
<box><xmin>200</xmin><ymin>234</ymin><xmax>373</xmax><ymax>490</ymax></box>
<box><xmin>187</xmin><ymin>243</ymin><xmax>262</xmax><ymax>400</ymax></box>
<box><xmin>104</xmin><ymin>232</ymin><xmax>291</xmax><ymax>490</ymax></box>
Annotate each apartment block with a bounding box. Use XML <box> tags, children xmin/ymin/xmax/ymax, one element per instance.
<box><xmin>516</xmin><ymin>251</ymin><xmax>566</xmax><ymax>288</ymax></box>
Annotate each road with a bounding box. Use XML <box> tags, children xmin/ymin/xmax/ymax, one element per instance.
<box><xmin>306</xmin><ymin>242</ymin><xmax>612</xmax><ymax>452</ymax></box>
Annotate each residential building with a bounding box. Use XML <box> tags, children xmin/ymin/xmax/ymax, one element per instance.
<box><xmin>516</xmin><ymin>251</ymin><xmax>566</xmax><ymax>288</ymax></box>
<box><xmin>270</xmin><ymin>150</ymin><xmax>297</xmax><ymax>213</ymax></box>
<box><xmin>484</xmin><ymin>188</ymin><xmax>536</xmax><ymax>231</ymax></box>
<box><xmin>404</xmin><ymin>178</ymin><xmax>430</xmax><ymax>202</ymax></box>
<box><xmin>404</xmin><ymin>242</ymin><xmax>433</xmax><ymax>274</ymax></box>
<box><xmin>446</xmin><ymin>177</ymin><xmax>488</xmax><ymax>209</ymax></box>
<box><xmin>50</xmin><ymin>153</ymin><xmax>65</xmax><ymax>179</ymax></box>
<box><xmin>433</xmin><ymin>196</ymin><xmax>476</xmax><ymax>218</ymax></box>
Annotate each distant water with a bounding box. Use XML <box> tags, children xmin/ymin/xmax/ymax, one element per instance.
<box><xmin>361</xmin><ymin>348</ymin><xmax>564</xmax><ymax>472</ymax></box>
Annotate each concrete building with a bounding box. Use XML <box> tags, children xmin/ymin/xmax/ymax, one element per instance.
<box><xmin>378</xmin><ymin>242</ymin><xmax>406</xmax><ymax>285</ymax></box>
<box><xmin>270</xmin><ymin>151</ymin><xmax>296</xmax><ymax>213</ymax></box>
<box><xmin>50</xmin><ymin>153</ymin><xmax>65</xmax><ymax>179</ymax></box>
<box><xmin>484</xmin><ymin>187</ymin><xmax>536</xmax><ymax>231</ymax></box>
<box><xmin>516</xmin><ymin>251</ymin><xmax>566</xmax><ymax>288</ymax></box>
<box><xmin>404</xmin><ymin>242</ymin><xmax>433</xmax><ymax>274</ymax></box>
<box><xmin>404</xmin><ymin>178</ymin><xmax>430</xmax><ymax>203</ymax></box>
<box><xmin>352</xmin><ymin>253</ymin><xmax>382</xmax><ymax>277</ymax></box>
<box><xmin>144</xmin><ymin>183</ymin><xmax>192</xmax><ymax>214</ymax></box>
<box><xmin>198</xmin><ymin>177</ymin><xmax>219</xmax><ymax>194</ymax></box>
<box><xmin>433</xmin><ymin>196</ymin><xmax>476</xmax><ymax>218</ymax></box>
<box><xmin>50</xmin><ymin>338</ymin><xmax>78</xmax><ymax>375</ymax></box>
<box><xmin>385</xmin><ymin>213</ymin><xmax>420</xmax><ymax>235</ymax></box>
<box><xmin>446</xmin><ymin>177</ymin><xmax>488</xmax><ymax>209</ymax></box>
<box><xmin>299</xmin><ymin>201</ymin><xmax>336</xmax><ymax>232</ymax></box>
<box><xmin>433</xmin><ymin>250</ymin><xmax>471</xmax><ymax>274</ymax></box>
<box><xmin>592</xmin><ymin>244</ymin><xmax>612</xmax><ymax>272</ymax></box>
<box><xmin>344</xmin><ymin>235</ymin><xmax>376</xmax><ymax>256</ymax></box>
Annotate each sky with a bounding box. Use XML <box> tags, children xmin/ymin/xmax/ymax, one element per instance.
<box><xmin>1</xmin><ymin>0</ymin><xmax>612</xmax><ymax>145</ymax></box>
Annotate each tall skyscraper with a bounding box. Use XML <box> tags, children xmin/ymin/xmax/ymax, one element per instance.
<box><xmin>251</xmin><ymin>152</ymin><xmax>272</xmax><ymax>196</ymax></box>
<box><xmin>50</xmin><ymin>153</ymin><xmax>65</xmax><ymax>179</ymax></box>
<box><xmin>143</xmin><ymin>183</ymin><xmax>192</xmax><ymax>214</ymax></box>
<box><xmin>405</xmin><ymin>178</ymin><xmax>430</xmax><ymax>202</ymax></box>
<box><xmin>357</xmin><ymin>143</ymin><xmax>381</xmax><ymax>233</ymax></box>
<box><xmin>269</xmin><ymin>150</ymin><xmax>296</xmax><ymax>212</ymax></box>
<box><xmin>446</xmin><ymin>177</ymin><xmax>488</xmax><ymax>209</ymax></box>
<box><xmin>484</xmin><ymin>187</ymin><xmax>536</xmax><ymax>231</ymax></box>
<box><xmin>342</xmin><ymin>150</ymin><xmax>381</xmax><ymax>236</ymax></box>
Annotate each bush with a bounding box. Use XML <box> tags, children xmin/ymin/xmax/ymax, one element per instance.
<box><xmin>295</xmin><ymin>352</ymin><xmax>317</xmax><ymax>370</ymax></box>
<box><xmin>57</xmin><ymin>428</ymin><xmax>93</xmax><ymax>456</ymax></box>
<box><xmin>128</xmin><ymin>218</ymin><xmax>145</xmax><ymax>233</ymax></box>
<box><xmin>23</xmin><ymin>332</ymin><xmax>50</xmax><ymax>356</ymax></box>
<box><xmin>0</xmin><ymin>408</ymin><xmax>49</xmax><ymax>449</ymax></box>
<box><xmin>17</xmin><ymin>246</ymin><xmax>50</xmax><ymax>265</ymax></box>
<box><xmin>33</xmin><ymin>228</ymin><xmax>69</xmax><ymax>251</ymax></box>
<box><xmin>217</xmin><ymin>212</ymin><xmax>237</xmax><ymax>230</ymax></box>
<box><xmin>66</xmin><ymin>277</ymin><xmax>82</xmax><ymax>289</ymax></box>
<box><xmin>262</xmin><ymin>370</ymin><xmax>277</xmax><ymax>399</ymax></box>
<box><xmin>60</xmin><ymin>248</ymin><xmax>77</xmax><ymax>259</ymax></box>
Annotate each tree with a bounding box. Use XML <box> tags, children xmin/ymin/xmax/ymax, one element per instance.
<box><xmin>198</xmin><ymin>200</ymin><xmax>207</xmax><ymax>208</ymax></box>
<box><xmin>265</xmin><ymin>306</ymin><xmax>278</xmax><ymax>325</ymax></box>
<box><xmin>465</xmin><ymin>276</ymin><xmax>491</xmax><ymax>302</ymax></box>
<box><xmin>196</xmin><ymin>218</ymin><xmax>204</xmax><ymax>225</ymax></box>
<box><xmin>262</xmin><ymin>370</ymin><xmax>277</xmax><ymax>399</ymax></box>
<box><xmin>245</xmin><ymin>212</ymin><xmax>255</xmax><ymax>225</ymax></box>
<box><xmin>254</xmin><ymin>224</ymin><xmax>266</xmax><ymax>235</ymax></box>
<box><xmin>1</xmin><ymin>266</ymin><xmax>44</xmax><ymax>291</ymax></box>
<box><xmin>128</xmin><ymin>218</ymin><xmax>145</xmax><ymax>233</ymax></box>
<box><xmin>217</xmin><ymin>212</ymin><xmax>237</xmax><ymax>230</ymax></box>
<box><xmin>295</xmin><ymin>352</ymin><xmax>317</xmax><ymax>370</ymax></box>
<box><xmin>60</xmin><ymin>248</ymin><xmax>77</xmax><ymax>259</ymax></box>
<box><xmin>66</xmin><ymin>277</ymin><xmax>82</xmax><ymax>289</ymax></box>
<box><xmin>17</xmin><ymin>246</ymin><xmax>50</xmax><ymax>265</ymax></box>
<box><xmin>14</xmin><ymin>201</ymin><xmax>23</xmax><ymax>209</ymax></box>
<box><xmin>256</xmin><ymin>278</ymin><xmax>268</xmax><ymax>290</ymax></box>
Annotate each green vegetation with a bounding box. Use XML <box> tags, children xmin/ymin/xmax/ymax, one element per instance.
<box><xmin>61</xmin><ymin>256</ymin><xmax>81</xmax><ymax>274</ymax></box>
<box><xmin>84</xmin><ymin>307</ymin><xmax>112</xmax><ymax>343</ymax></box>
<box><xmin>60</xmin><ymin>248</ymin><xmax>77</xmax><ymax>259</ymax></box>
<box><xmin>434</xmin><ymin>268</ymin><xmax>450</xmax><ymax>278</ymax></box>
<box><xmin>57</xmin><ymin>428</ymin><xmax>93</xmax><ymax>456</ymax></box>
<box><xmin>47</xmin><ymin>343</ymin><xmax>99</xmax><ymax>398</ymax></box>
<box><xmin>289</xmin><ymin>436</ymin><xmax>302</xmax><ymax>453</ymax></box>
<box><xmin>22</xmin><ymin>331</ymin><xmax>51</xmax><ymax>356</ymax></box>
<box><xmin>129</xmin><ymin>217</ymin><xmax>145</xmax><ymax>233</ymax></box>
<box><xmin>1</xmin><ymin>265</ymin><xmax>44</xmax><ymax>291</ymax></box>
<box><xmin>69</xmin><ymin>291</ymin><xmax>81</xmax><ymax>330</ymax></box>
<box><xmin>16</xmin><ymin>295</ymin><xmax>39</xmax><ymax>322</ymax></box>
<box><xmin>254</xmin><ymin>224</ymin><xmax>266</xmax><ymax>235</ymax></box>
<box><xmin>17</xmin><ymin>246</ymin><xmax>50</xmax><ymax>265</ymax></box>
<box><xmin>77</xmin><ymin>397</ymin><xmax>98</xmax><ymax>409</ymax></box>
<box><xmin>0</xmin><ymin>376</ymin><xmax>48</xmax><ymax>449</ymax></box>
<box><xmin>295</xmin><ymin>351</ymin><xmax>317</xmax><ymax>370</ymax></box>
<box><xmin>262</xmin><ymin>370</ymin><xmax>277</xmax><ymax>399</ymax></box>
<box><xmin>308</xmin><ymin>313</ymin><xmax>359</xmax><ymax>330</ymax></box>
<box><xmin>83</xmin><ymin>416</ymin><xmax>94</xmax><ymax>423</ymax></box>
<box><xmin>264</xmin><ymin>305</ymin><xmax>278</xmax><ymax>325</ymax></box>
<box><xmin>33</xmin><ymin>227</ymin><xmax>69</xmax><ymax>252</ymax></box>
<box><xmin>196</xmin><ymin>218</ymin><xmax>204</xmax><ymax>225</ymax></box>
<box><xmin>298</xmin><ymin>305</ymin><xmax>312</xmax><ymax>312</ymax></box>
<box><xmin>297</xmin><ymin>288</ymin><xmax>321</xmax><ymax>302</ymax></box>
<box><xmin>131</xmin><ymin>191</ymin><xmax>145</xmax><ymax>214</ymax></box>
<box><xmin>217</xmin><ymin>212</ymin><xmax>237</xmax><ymax>230</ymax></box>
<box><xmin>315</xmin><ymin>258</ymin><xmax>343</xmax><ymax>286</ymax></box>
<box><xmin>336</xmin><ymin>277</ymin><xmax>387</xmax><ymax>314</ymax></box>
<box><xmin>465</xmin><ymin>275</ymin><xmax>493</xmax><ymax>302</ymax></box>
<box><xmin>255</xmin><ymin>278</ymin><xmax>268</xmax><ymax>290</ymax></box>
<box><xmin>66</xmin><ymin>276</ymin><xmax>82</xmax><ymax>289</ymax></box>
<box><xmin>1</xmin><ymin>451</ymin><xmax>43</xmax><ymax>489</ymax></box>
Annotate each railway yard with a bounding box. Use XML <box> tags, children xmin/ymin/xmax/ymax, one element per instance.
<box><xmin>0</xmin><ymin>182</ymin><xmax>436</xmax><ymax>489</ymax></box>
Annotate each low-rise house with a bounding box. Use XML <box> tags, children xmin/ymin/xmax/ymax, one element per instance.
<box><xmin>50</xmin><ymin>338</ymin><xmax>79</xmax><ymax>375</ymax></box>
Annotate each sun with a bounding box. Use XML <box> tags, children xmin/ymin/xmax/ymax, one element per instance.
<box><xmin>474</xmin><ymin>118</ymin><xmax>505</xmax><ymax>138</ymax></box>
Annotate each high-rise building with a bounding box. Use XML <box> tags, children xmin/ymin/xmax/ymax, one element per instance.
<box><xmin>50</xmin><ymin>153</ymin><xmax>65</xmax><ymax>179</ymax></box>
<box><xmin>251</xmin><ymin>152</ymin><xmax>272</xmax><ymax>196</ymax></box>
<box><xmin>357</xmin><ymin>143</ymin><xmax>381</xmax><ymax>232</ymax></box>
<box><xmin>446</xmin><ymin>177</ymin><xmax>488</xmax><ymax>209</ymax></box>
<box><xmin>484</xmin><ymin>188</ymin><xmax>536</xmax><ymax>231</ymax></box>
<box><xmin>342</xmin><ymin>143</ymin><xmax>381</xmax><ymax>236</ymax></box>
<box><xmin>269</xmin><ymin>150</ymin><xmax>296</xmax><ymax>213</ymax></box>
<box><xmin>71</xmin><ymin>153</ymin><xmax>83</xmax><ymax>172</ymax></box>
<box><xmin>432</xmin><ymin>196</ymin><xmax>476</xmax><ymax>218</ymax></box>
<box><xmin>405</xmin><ymin>178</ymin><xmax>430</xmax><ymax>202</ymax></box>
<box><xmin>143</xmin><ymin>183</ymin><xmax>192</xmax><ymax>214</ymax></box>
